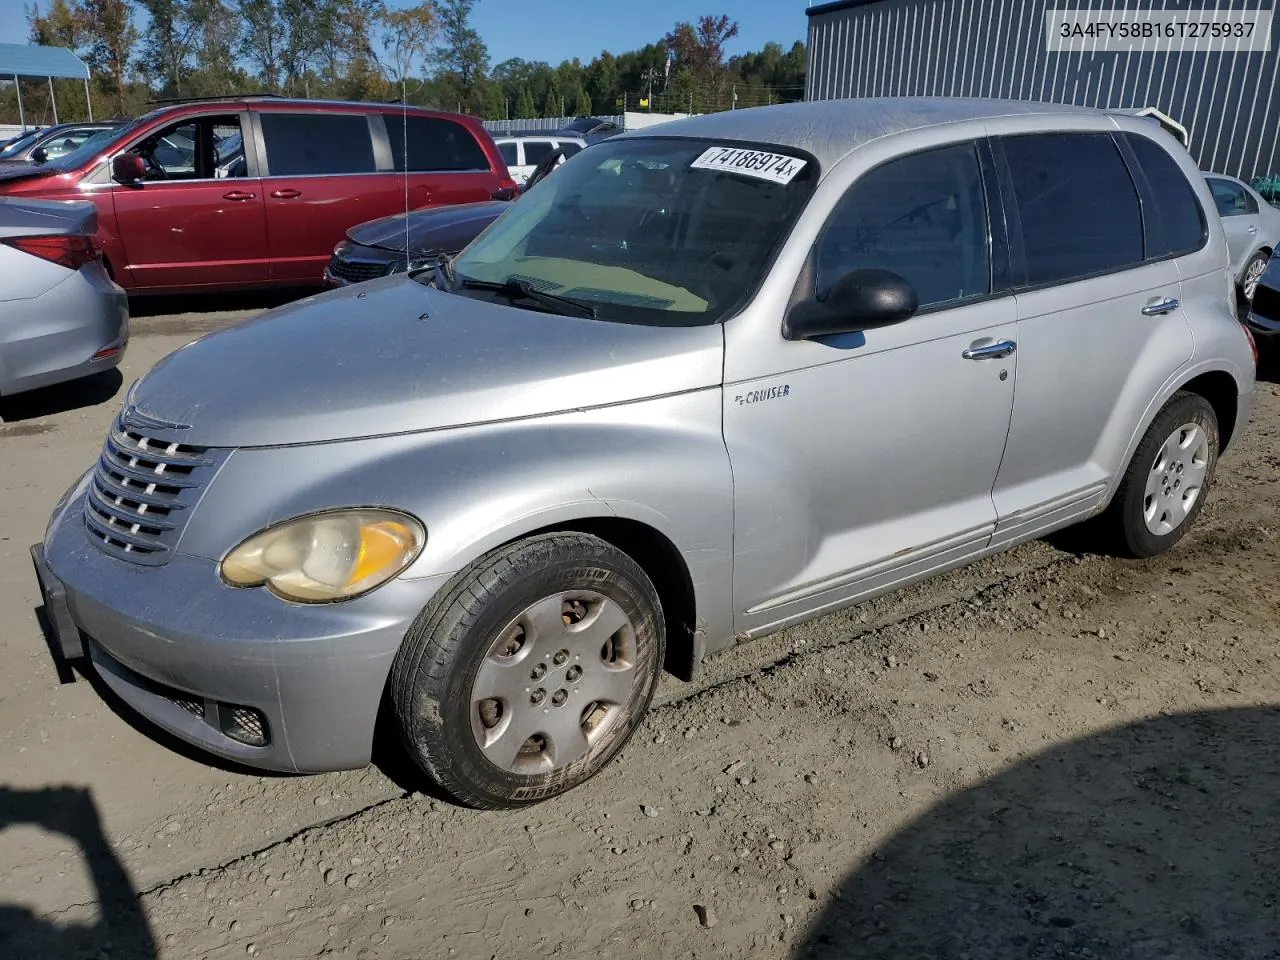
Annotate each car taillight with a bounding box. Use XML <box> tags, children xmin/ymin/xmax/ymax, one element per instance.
<box><xmin>2</xmin><ymin>234</ymin><xmax>102</xmax><ymax>270</ymax></box>
<box><xmin>1242</xmin><ymin>322</ymin><xmax>1259</xmax><ymax>369</ymax></box>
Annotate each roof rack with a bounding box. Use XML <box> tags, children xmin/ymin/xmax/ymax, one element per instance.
<box><xmin>146</xmin><ymin>92</ymin><xmax>285</xmax><ymax>106</ymax></box>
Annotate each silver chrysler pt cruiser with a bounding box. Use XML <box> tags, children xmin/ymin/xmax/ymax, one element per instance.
<box><xmin>32</xmin><ymin>98</ymin><xmax>1257</xmax><ymax>808</ymax></box>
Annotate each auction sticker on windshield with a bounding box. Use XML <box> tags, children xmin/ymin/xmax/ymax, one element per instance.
<box><xmin>691</xmin><ymin>147</ymin><xmax>808</xmax><ymax>184</ymax></box>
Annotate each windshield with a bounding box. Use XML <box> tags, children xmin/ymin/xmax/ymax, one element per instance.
<box><xmin>446</xmin><ymin>137</ymin><xmax>817</xmax><ymax>326</ymax></box>
<box><xmin>0</xmin><ymin>130</ymin><xmax>42</xmax><ymax>159</ymax></box>
<box><xmin>46</xmin><ymin>121</ymin><xmax>136</xmax><ymax>172</ymax></box>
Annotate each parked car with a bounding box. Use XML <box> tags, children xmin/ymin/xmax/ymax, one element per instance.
<box><xmin>0</xmin><ymin>97</ymin><xmax>517</xmax><ymax>297</ymax></box>
<box><xmin>493</xmin><ymin>134</ymin><xmax>586</xmax><ymax>185</ymax></box>
<box><xmin>324</xmin><ymin>145</ymin><xmax>574</xmax><ymax>287</ymax></box>
<box><xmin>1</xmin><ymin>197</ymin><xmax>128</xmax><ymax>398</ymax></box>
<box><xmin>0</xmin><ymin>121</ymin><xmax>125</xmax><ymax>167</ymax></box>
<box><xmin>1203</xmin><ymin>173</ymin><xmax>1280</xmax><ymax>302</ymax></box>
<box><xmin>557</xmin><ymin>115</ymin><xmax>622</xmax><ymax>142</ymax></box>
<box><xmin>1243</xmin><ymin>247</ymin><xmax>1280</xmax><ymax>350</ymax></box>
<box><xmin>31</xmin><ymin>98</ymin><xmax>1255</xmax><ymax>810</ymax></box>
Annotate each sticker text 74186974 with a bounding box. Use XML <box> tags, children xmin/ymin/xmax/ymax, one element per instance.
<box><xmin>690</xmin><ymin>147</ymin><xmax>809</xmax><ymax>185</ymax></box>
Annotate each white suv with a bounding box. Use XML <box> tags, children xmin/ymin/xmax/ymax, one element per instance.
<box><xmin>494</xmin><ymin>135</ymin><xmax>587</xmax><ymax>185</ymax></box>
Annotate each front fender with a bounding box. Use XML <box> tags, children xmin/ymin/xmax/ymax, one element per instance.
<box><xmin>177</xmin><ymin>389</ymin><xmax>735</xmax><ymax>656</ymax></box>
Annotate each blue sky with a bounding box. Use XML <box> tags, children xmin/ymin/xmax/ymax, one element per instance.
<box><xmin>0</xmin><ymin>0</ymin><xmax>809</xmax><ymax>68</ymax></box>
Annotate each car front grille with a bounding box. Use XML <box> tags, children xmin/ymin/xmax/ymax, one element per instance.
<box><xmin>328</xmin><ymin>255</ymin><xmax>392</xmax><ymax>284</ymax></box>
<box><xmin>83</xmin><ymin>414</ymin><xmax>224</xmax><ymax>566</ymax></box>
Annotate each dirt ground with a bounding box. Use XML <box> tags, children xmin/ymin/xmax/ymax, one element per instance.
<box><xmin>1</xmin><ymin>305</ymin><xmax>1278</xmax><ymax>960</ymax></box>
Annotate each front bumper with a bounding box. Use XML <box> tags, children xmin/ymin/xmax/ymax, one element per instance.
<box><xmin>35</xmin><ymin>475</ymin><xmax>449</xmax><ymax>773</ymax></box>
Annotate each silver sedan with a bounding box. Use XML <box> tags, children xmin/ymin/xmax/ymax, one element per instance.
<box><xmin>1204</xmin><ymin>173</ymin><xmax>1280</xmax><ymax>301</ymax></box>
<box><xmin>0</xmin><ymin>197</ymin><xmax>129</xmax><ymax>399</ymax></box>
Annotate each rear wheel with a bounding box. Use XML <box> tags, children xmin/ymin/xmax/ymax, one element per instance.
<box><xmin>1241</xmin><ymin>250</ymin><xmax>1268</xmax><ymax>302</ymax></box>
<box><xmin>1097</xmin><ymin>392</ymin><xmax>1219</xmax><ymax>558</ymax></box>
<box><xmin>390</xmin><ymin>532</ymin><xmax>665</xmax><ymax>809</ymax></box>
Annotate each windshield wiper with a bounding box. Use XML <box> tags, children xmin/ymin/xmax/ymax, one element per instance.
<box><xmin>455</xmin><ymin>276</ymin><xmax>597</xmax><ymax>319</ymax></box>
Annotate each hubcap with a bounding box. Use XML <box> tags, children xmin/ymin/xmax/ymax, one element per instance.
<box><xmin>1143</xmin><ymin>422</ymin><xmax>1209</xmax><ymax>536</ymax></box>
<box><xmin>1244</xmin><ymin>258</ymin><xmax>1266</xmax><ymax>300</ymax></box>
<box><xmin>470</xmin><ymin>590</ymin><xmax>638</xmax><ymax>774</ymax></box>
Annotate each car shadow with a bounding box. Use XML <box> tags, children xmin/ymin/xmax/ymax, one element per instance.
<box><xmin>0</xmin><ymin>369</ymin><xmax>123</xmax><ymax>423</ymax></box>
<box><xmin>792</xmin><ymin>705</ymin><xmax>1280</xmax><ymax>960</ymax></box>
<box><xmin>127</xmin><ymin>288</ymin><xmax>316</xmax><ymax>318</ymax></box>
<box><xmin>0</xmin><ymin>785</ymin><xmax>157</xmax><ymax>960</ymax></box>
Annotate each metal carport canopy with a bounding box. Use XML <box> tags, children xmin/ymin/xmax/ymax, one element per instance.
<box><xmin>0</xmin><ymin>43</ymin><xmax>93</xmax><ymax>126</ymax></box>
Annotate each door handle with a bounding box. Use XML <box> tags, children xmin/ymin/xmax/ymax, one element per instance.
<box><xmin>271</xmin><ymin>188</ymin><xmax>302</xmax><ymax>199</ymax></box>
<box><xmin>1249</xmin><ymin>225</ymin><xmax>1258</xmax><ymax>234</ymax></box>
<box><xmin>962</xmin><ymin>338</ymin><xmax>1017</xmax><ymax>360</ymax></box>
<box><xmin>1141</xmin><ymin>297</ymin><xmax>1180</xmax><ymax>316</ymax></box>
<box><xmin>222</xmin><ymin>191</ymin><xmax>255</xmax><ymax>201</ymax></box>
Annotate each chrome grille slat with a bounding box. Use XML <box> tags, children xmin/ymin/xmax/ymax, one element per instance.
<box><xmin>84</xmin><ymin>411</ymin><xmax>225</xmax><ymax>566</ymax></box>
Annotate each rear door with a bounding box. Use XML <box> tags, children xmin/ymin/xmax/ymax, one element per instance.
<box><xmin>108</xmin><ymin>111</ymin><xmax>269</xmax><ymax>291</ymax></box>
<box><xmin>254</xmin><ymin>109</ymin><xmax>402</xmax><ymax>284</ymax></box>
<box><xmin>381</xmin><ymin>113</ymin><xmax>503</xmax><ymax>209</ymax></box>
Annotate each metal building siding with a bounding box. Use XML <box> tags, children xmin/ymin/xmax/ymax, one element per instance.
<box><xmin>805</xmin><ymin>0</ymin><xmax>1280</xmax><ymax>182</ymax></box>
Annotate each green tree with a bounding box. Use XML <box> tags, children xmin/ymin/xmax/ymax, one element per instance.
<box><xmin>541</xmin><ymin>76</ymin><xmax>561</xmax><ymax>118</ymax></box>
<box><xmin>514</xmin><ymin>85</ymin><xmax>535</xmax><ymax>118</ymax></box>
<box><xmin>433</xmin><ymin>0</ymin><xmax>488</xmax><ymax>94</ymax></box>
<box><xmin>571</xmin><ymin>84</ymin><xmax>592</xmax><ymax>117</ymax></box>
<box><xmin>79</xmin><ymin>0</ymin><xmax>137</xmax><ymax>114</ymax></box>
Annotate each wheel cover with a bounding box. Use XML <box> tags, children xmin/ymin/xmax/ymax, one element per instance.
<box><xmin>1143</xmin><ymin>422</ymin><xmax>1210</xmax><ymax>536</ymax></box>
<box><xmin>1244</xmin><ymin>257</ymin><xmax>1266</xmax><ymax>300</ymax></box>
<box><xmin>470</xmin><ymin>590</ymin><xmax>639</xmax><ymax>774</ymax></box>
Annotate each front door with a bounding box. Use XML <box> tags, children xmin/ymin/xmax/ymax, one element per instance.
<box><xmin>109</xmin><ymin>112</ymin><xmax>269</xmax><ymax>292</ymax></box>
<box><xmin>987</xmin><ymin>130</ymin><xmax>1196</xmax><ymax>547</ymax></box>
<box><xmin>724</xmin><ymin>140</ymin><xmax>1018</xmax><ymax>638</ymax></box>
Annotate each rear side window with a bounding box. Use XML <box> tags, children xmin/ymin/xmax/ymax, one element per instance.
<box><xmin>1002</xmin><ymin>132</ymin><xmax>1143</xmax><ymax>286</ymax></box>
<box><xmin>1122</xmin><ymin>133</ymin><xmax>1207</xmax><ymax>259</ymax></box>
<box><xmin>385</xmin><ymin>116</ymin><xmax>491</xmax><ymax>172</ymax></box>
<box><xmin>497</xmin><ymin>141</ymin><xmax>518</xmax><ymax>166</ymax></box>
<box><xmin>521</xmin><ymin>141</ymin><xmax>554</xmax><ymax>166</ymax></box>
<box><xmin>559</xmin><ymin>141</ymin><xmax>583</xmax><ymax>158</ymax></box>
<box><xmin>1206</xmin><ymin>176</ymin><xmax>1258</xmax><ymax>216</ymax></box>
<box><xmin>260</xmin><ymin>112</ymin><xmax>376</xmax><ymax>176</ymax></box>
<box><xmin>816</xmin><ymin>141</ymin><xmax>991</xmax><ymax>311</ymax></box>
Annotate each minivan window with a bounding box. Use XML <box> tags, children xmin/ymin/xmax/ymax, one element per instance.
<box><xmin>1002</xmin><ymin>132</ymin><xmax>1144</xmax><ymax>286</ymax></box>
<box><xmin>260</xmin><ymin>112</ymin><xmax>376</xmax><ymax>176</ymax></box>
<box><xmin>130</xmin><ymin>114</ymin><xmax>246</xmax><ymax>181</ymax></box>
<box><xmin>448</xmin><ymin>137</ymin><xmax>817</xmax><ymax>326</ymax></box>
<box><xmin>815</xmin><ymin>141</ymin><xmax>990</xmax><ymax>311</ymax></box>
<box><xmin>1122</xmin><ymin>132</ymin><xmax>1207</xmax><ymax>259</ymax></box>
<box><xmin>385</xmin><ymin>115</ymin><xmax>490</xmax><ymax>172</ymax></box>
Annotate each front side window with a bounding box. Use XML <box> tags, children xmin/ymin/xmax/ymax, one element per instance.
<box><xmin>446</xmin><ymin>137</ymin><xmax>818</xmax><ymax>326</ymax></box>
<box><xmin>385</xmin><ymin>115</ymin><xmax>490</xmax><ymax>172</ymax></box>
<box><xmin>130</xmin><ymin>114</ymin><xmax>246</xmax><ymax>181</ymax></box>
<box><xmin>1002</xmin><ymin>132</ymin><xmax>1144</xmax><ymax>286</ymax></box>
<box><xmin>40</xmin><ymin>129</ymin><xmax>98</xmax><ymax>159</ymax></box>
<box><xmin>1207</xmin><ymin>177</ymin><xmax>1256</xmax><ymax>216</ymax></box>
<box><xmin>815</xmin><ymin>142</ymin><xmax>991</xmax><ymax>311</ymax></box>
<box><xmin>522</xmin><ymin>140</ymin><xmax>554</xmax><ymax>167</ymax></box>
<box><xmin>259</xmin><ymin>112</ymin><xmax>375</xmax><ymax>176</ymax></box>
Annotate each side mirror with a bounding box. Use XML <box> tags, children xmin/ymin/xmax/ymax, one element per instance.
<box><xmin>783</xmin><ymin>268</ymin><xmax>918</xmax><ymax>340</ymax></box>
<box><xmin>30</xmin><ymin>146</ymin><xmax>48</xmax><ymax>164</ymax></box>
<box><xmin>111</xmin><ymin>152</ymin><xmax>146</xmax><ymax>185</ymax></box>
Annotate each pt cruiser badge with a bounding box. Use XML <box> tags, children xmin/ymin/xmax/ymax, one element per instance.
<box><xmin>734</xmin><ymin>384</ymin><xmax>792</xmax><ymax>405</ymax></box>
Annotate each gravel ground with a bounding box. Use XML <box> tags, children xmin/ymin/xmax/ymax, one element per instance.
<box><xmin>1</xmin><ymin>305</ymin><xmax>1277</xmax><ymax>960</ymax></box>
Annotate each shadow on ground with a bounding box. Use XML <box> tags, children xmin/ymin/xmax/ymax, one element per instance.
<box><xmin>794</xmin><ymin>706</ymin><xmax>1280</xmax><ymax>960</ymax></box>
<box><xmin>0</xmin><ymin>786</ymin><xmax>156</xmax><ymax>960</ymax></box>
<box><xmin>0</xmin><ymin>369</ymin><xmax>123</xmax><ymax>424</ymax></box>
<box><xmin>127</xmin><ymin>288</ymin><xmax>315</xmax><ymax>319</ymax></box>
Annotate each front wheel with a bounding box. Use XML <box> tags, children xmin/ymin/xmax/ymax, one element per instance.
<box><xmin>1098</xmin><ymin>391</ymin><xmax>1220</xmax><ymax>558</ymax></box>
<box><xmin>390</xmin><ymin>532</ymin><xmax>665</xmax><ymax>809</ymax></box>
<box><xmin>1241</xmin><ymin>250</ymin><xmax>1269</xmax><ymax>302</ymax></box>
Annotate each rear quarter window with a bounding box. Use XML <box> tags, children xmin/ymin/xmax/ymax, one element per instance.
<box><xmin>1121</xmin><ymin>132</ymin><xmax>1207</xmax><ymax>259</ymax></box>
<box><xmin>1001</xmin><ymin>132</ymin><xmax>1144</xmax><ymax>287</ymax></box>
<box><xmin>259</xmin><ymin>112</ymin><xmax>376</xmax><ymax>176</ymax></box>
<box><xmin>385</xmin><ymin>115</ymin><xmax>492</xmax><ymax>172</ymax></box>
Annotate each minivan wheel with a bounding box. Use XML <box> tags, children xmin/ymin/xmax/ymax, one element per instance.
<box><xmin>389</xmin><ymin>532</ymin><xmax>665</xmax><ymax>809</ymax></box>
<box><xmin>1241</xmin><ymin>251</ymin><xmax>1268</xmax><ymax>302</ymax></box>
<box><xmin>1101</xmin><ymin>391</ymin><xmax>1219</xmax><ymax>559</ymax></box>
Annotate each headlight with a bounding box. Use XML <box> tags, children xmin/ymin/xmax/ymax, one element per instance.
<box><xmin>220</xmin><ymin>509</ymin><xmax>425</xmax><ymax>603</ymax></box>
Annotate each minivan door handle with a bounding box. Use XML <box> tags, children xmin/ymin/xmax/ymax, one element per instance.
<box><xmin>271</xmin><ymin>188</ymin><xmax>302</xmax><ymax>199</ymax></box>
<box><xmin>1141</xmin><ymin>297</ymin><xmax>1180</xmax><ymax>316</ymax></box>
<box><xmin>962</xmin><ymin>338</ymin><xmax>1017</xmax><ymax>360</ymax></box>
<box><xmin>222</xmin><ymin>190</ymin><xmax>256</xmax><ymax>201</ymax></box>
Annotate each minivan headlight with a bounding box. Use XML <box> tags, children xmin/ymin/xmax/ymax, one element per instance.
<box><xmin>220</xmin><ymin>509</ymin><xmax>425</xmax><ymax>603</ymax></box>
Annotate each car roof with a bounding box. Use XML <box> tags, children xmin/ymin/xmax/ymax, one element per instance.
<box><xmin>134</xmin><ymin>96</ymin><xmax>481</xmax><ymax>127</ymax></box>
<box><xmin>615</xmin><ymin>96</ymin><xmax>1107</xmax><ymax>171</ymax></box>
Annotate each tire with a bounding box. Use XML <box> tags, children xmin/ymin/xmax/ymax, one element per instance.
<box><xmin>1240</xmin><ymin>250</ymin><xmax>1268</xmax><ymax>302</ymax></box>
<box><xmin>1099</xmin><ymin>391</ymin><xmax>1219</xmax><ymax>559</ymax></box>
<box><xmin>390</xmin><ymin>532</ymin><xmax>665</xmax><ymax>809</ymax></box>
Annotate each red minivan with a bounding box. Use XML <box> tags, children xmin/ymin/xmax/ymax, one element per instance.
<box><xmin>0</xmin><ymin>96</ymin><xmax>517</xmax><ymax>295</ymax></box>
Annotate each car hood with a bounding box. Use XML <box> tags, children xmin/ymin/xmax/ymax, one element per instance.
<box><xmin>346</xmin><ymin>201</ymin><xmax>510</xmax><ymax>256</ymax></box>
<box><xmin>126</xmin><ymin>276</ymin><xmax>725</xmax><ymax>448</ymax></box>
<box><xmin>0</xmin><ymin>163</ymin><xmax>51</xmax><ymax>183</ymax></box>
